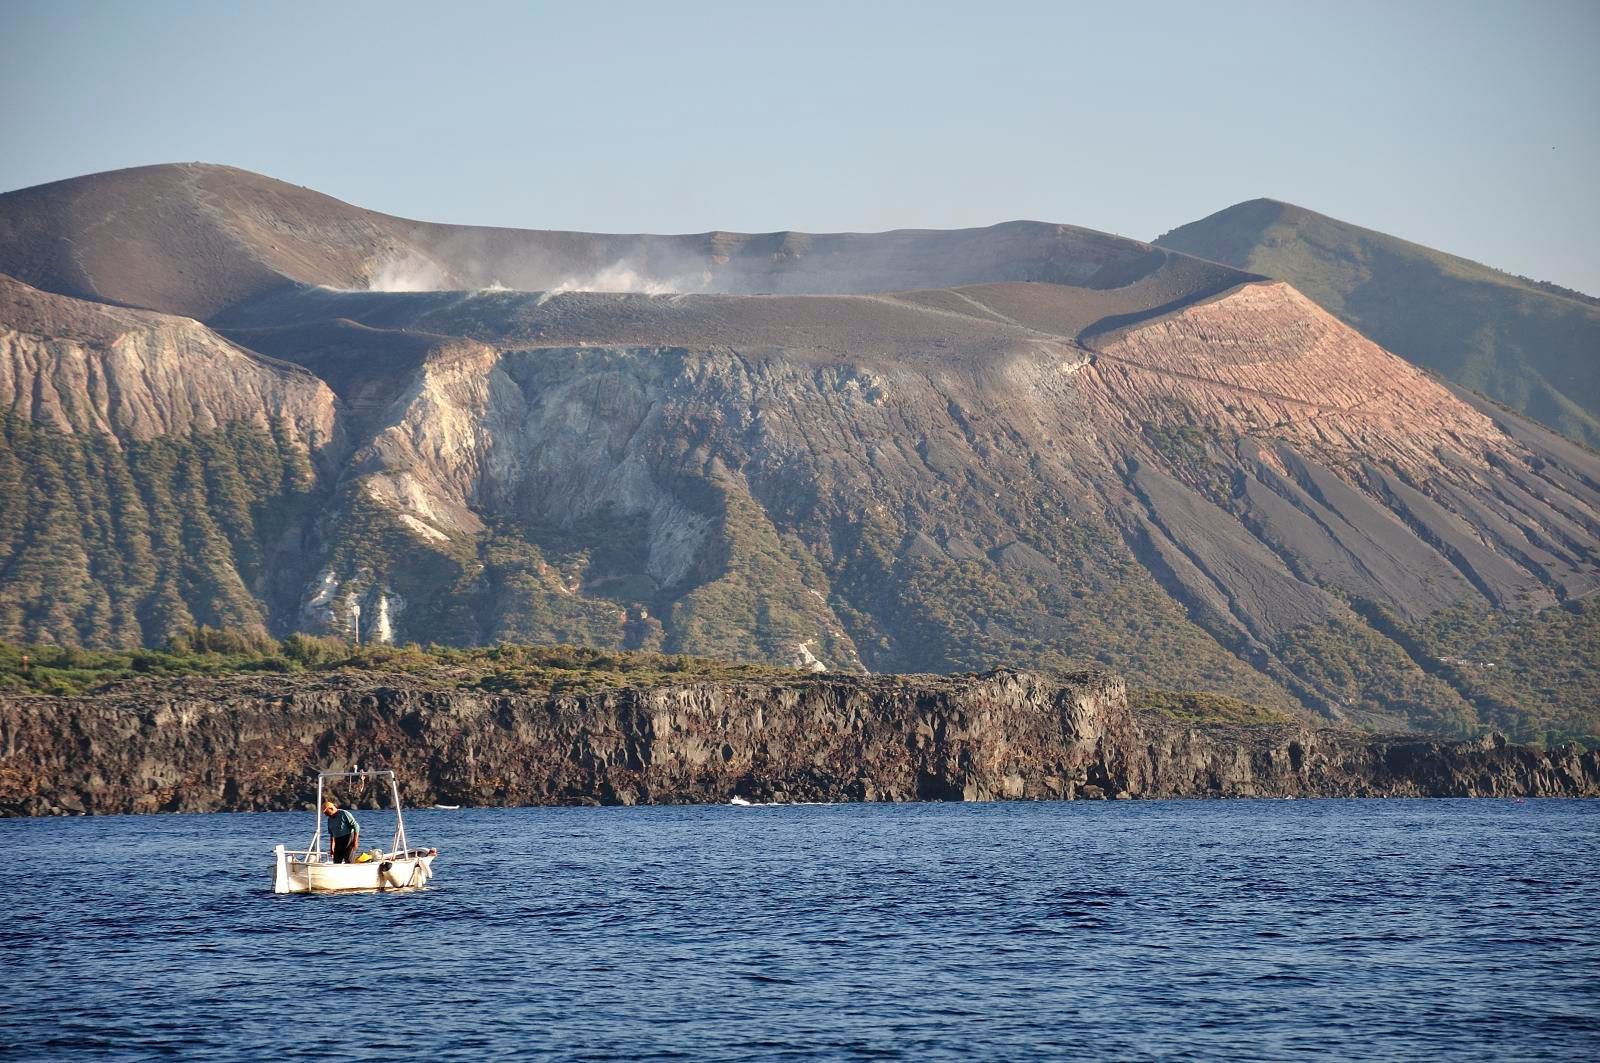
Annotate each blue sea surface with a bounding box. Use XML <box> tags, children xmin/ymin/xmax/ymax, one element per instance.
<box><xmin>2</xmin><ymin>800</ymin><xmax>1596</xmax><ymax>1061</ymax></box>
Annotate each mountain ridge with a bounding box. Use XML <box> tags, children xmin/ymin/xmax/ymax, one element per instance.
<box><xmin>0</xmin><ymin>162</ymin><xmax>1253</xmax><ymax>325</ymax></box>
<box><xmin>1205</xmin><ymin>198</ymin><xmax>1597</xmax><ymax>307</ymax></box>
<box><xmin>1</xmin><ymin>165</ymin><xmax>1596</xmax><ymax>743</ymax></box>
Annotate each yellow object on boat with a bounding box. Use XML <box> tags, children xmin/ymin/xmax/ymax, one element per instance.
<box><xmin>355</xmin><ymin>851</ymin><xmax>375</xmax><ymax>863</ymax></box>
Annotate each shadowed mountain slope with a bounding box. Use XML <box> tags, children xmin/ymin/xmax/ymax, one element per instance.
<box><xmin>1155</xmin><ymin>198</ymin><xmax>1600</xmax><ymax>448</ymax></box>
<box><xmin>1</xmin><ymin>166</ymin><xmax>1597</xmax><ymax>743</ymax></box>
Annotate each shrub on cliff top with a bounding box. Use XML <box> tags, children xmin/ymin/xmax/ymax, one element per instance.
<box><xmin>0</xmin><ymin>628</ymin><xmax>807</xmax><ymax>697</ymax></box>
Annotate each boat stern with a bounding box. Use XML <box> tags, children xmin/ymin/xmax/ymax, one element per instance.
<box><xmin>273</xmin><ymin>844</ymin><xmax>291</xmax><ymax>894</ymax></box>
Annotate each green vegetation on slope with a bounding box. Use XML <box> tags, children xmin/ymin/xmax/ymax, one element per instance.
<box><xmin>1253</xmin><ymin>601</ymin><xmax>1600</xmax><ymax>746</ymax></box>
<box><xmin>665</xmin><ymin>471</ymin><xmax>853</xmax><ymax>666</ymax></box>
<box><xmin>321</xmin><ymin>490</ymin><xmax>488</xmax><ymax>645</ymax></box>
<box><xmin>1406</xmin><ymin>600</ymin><xmax>1600</xmax><ymax>746</ymax></box>
<box><xmin>0</xmin><ymin>415</ymin><xmax>323</xmax><ymax>647</ymax></box>
<box><xmin>819</xmin><ymin>500</ymin><xmax>1296</xmax><ymax>707</ymax></box>
<box><xmin>6</xmin><ymin>409</ymin><xmax>1592</xmax><ymax>744</ymax></box>
<box><xmin>1155</xmin><ymin>199</ymin><xmax>1600</xmax><ymax>447</ymax></box>
<box><xmin>475</xmin><ymin>520</ymin><xmax>635</xmax><ymax>650</ymax></box>
<box><xmin>1274</xmin><ymin>617</ymin><xmax>1478</xmax><ymax>735</ymax></box>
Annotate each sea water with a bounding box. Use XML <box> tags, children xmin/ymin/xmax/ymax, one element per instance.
<box><xmin>1</xmin><ymin>800</ymin><xmax>1595</xmax><ymax>1060</ymax></box>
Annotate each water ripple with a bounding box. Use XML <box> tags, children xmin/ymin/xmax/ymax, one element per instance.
<box><xmin>2</xmin><ymin>799</ymin><xmax>1597</xmax><ymax>1060</ymax></box>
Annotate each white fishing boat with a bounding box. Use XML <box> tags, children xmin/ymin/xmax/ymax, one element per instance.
<box><xmin>272</xmin><ymin>769</ymin><xmax>439</xmax><ymax>894</ymax></box>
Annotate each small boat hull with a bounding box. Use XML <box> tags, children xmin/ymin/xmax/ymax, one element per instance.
<box><xmin>273</xmin><ymin>770</ymin><xmax>437</xmax><ymax>894</ymax></box>
<box><xmin>274</xmin><ymin>846</ymin><xmax>436</xmax><ymax>894</ymax></box>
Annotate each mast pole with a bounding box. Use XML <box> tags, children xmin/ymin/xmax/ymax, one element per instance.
<box><xmin>313</xmin><ymin>774</ymin><xmax>325</xmax><ymax>860</ymax></box>
<box><xmin>391</xmin><ymin>772</ymin><xmax>407</xmax><ymax>853</ymax></box>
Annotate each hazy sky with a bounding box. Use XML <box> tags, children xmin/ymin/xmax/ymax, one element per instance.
<box><xmin>3</xmin><ymin>0</ymin><xmax>1597</xmax><ymax>292</ymax></box>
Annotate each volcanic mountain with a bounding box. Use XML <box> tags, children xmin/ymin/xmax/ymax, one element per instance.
<box><xmin>1</xmin><ymin>164</ymin><xmax>1596</xmax><ymax>742</ymax></box>
<box><xmin>1156</xmin><ymin>198</ymin><xmax>1600</xmax><ymax>448</ymax></box>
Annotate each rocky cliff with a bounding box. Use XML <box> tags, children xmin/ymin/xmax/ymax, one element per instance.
<box><xmin>3</xmin><ymin>671</ymin><xmax>1593</xmax><ymax>816</ymax></box>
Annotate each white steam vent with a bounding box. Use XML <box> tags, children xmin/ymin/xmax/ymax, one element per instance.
<box><xmin>367</xmin><ymin>250</ymin><xmax>451</xmax><ymax>292</ymax></box>
<box><xmin>362</xmin><ymin>249</ymin><xmax>709</xmax><ymax>296</ymax></box>
<box><xmin>546</xmin><ymin>262</ymin><xmax>709</xmax><ymax>296</ymax></box>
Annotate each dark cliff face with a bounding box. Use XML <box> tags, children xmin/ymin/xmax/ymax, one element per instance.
<box><xmin>2</xmin><ymin>672</ymin><xmax>1593</xmax><ymax>816</ymax></box>
<box><xmin>1115</xmin><ymin>720</ymin><xmax>1600</xmax><ymax>800</ymax></box>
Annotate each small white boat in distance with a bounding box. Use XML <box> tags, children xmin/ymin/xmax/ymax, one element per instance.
<box><xmin>272</xmin><ymin>769</ymin><xmax>438</xmax><ymax>894</ymax></box>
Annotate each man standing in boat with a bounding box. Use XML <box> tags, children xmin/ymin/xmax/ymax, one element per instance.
<box><xmin>323</xmin><ymin>798</ymin><xmax>360</xmax><ymax>862</ymax></box>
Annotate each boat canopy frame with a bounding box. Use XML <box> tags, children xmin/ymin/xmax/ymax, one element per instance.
<box><xmin>302</xmin><ymin>769</ymin><xmax>410</xmax><ymax>862</ymax></box>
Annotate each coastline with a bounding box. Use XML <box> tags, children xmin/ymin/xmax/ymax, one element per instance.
<box><xmin>5</xmin><ymin>669</ymin><xmax>1596</xmax><ymax>816</ymax></box>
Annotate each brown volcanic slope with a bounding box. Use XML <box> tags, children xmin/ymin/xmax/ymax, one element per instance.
<box><xmin>1156</xmin><ymin>198</ymin><xmax>1600</xmax><ymax>447</ymax></box>
<box><xmin>1</xmin><ymin>164</ymin><xmax>1597</xmax><ymax>743</ymax></box>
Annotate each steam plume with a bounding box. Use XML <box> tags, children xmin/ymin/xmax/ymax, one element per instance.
<box><xmin>366</xmin><ymin>251</ymin><xmax>451</xmax><ymax>292</ymax></box>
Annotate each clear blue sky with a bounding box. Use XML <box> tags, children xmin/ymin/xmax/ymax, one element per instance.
<box><xmin>3</xmin><ymin>0</ymin><xmax>1597</xmax><ymax>292</ymax></box>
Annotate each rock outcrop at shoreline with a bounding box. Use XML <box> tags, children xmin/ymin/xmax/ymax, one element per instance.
<box><xmin>1</xmin><ymin>670</ymin><xmax>1595</xmax><ymax>816</ymax></box>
